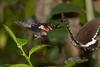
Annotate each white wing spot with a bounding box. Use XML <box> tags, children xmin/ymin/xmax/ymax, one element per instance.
<box><xmin>38</xmin><ymin>25</ymin><xmax>45</xmax><ymax>29</ymax></box>
<box><xmin>80</xmin><ymin>26</ymin><xmax>100</xmax><ymax>47</ymax></box>
<box><xmin>80</xmin><ymin>38</ymin><xmax>97</xmax><ymax>47</ymax></box>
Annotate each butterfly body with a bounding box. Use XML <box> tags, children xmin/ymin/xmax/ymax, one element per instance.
<box><xmin>30</xmin><ymin>23</ymin><xmax>53</xmax><ymax>38</ymax></box>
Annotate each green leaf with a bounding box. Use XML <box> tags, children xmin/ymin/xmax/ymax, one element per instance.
<box><xmin>47</xmin><ymin>28</ymin><xmax>67</xmax><ymax>43</ymax></box>
<box><xmin>24</xmin><ymin>0</ymin><xmax>36</xmax><ymax>18</ymax></box>
<box><xmin>9</xmin><ymin>64</ymin><xmax>30</xmax><ymax>67</ymax></box>
<box><xmin>51</xmin><ymin>3</ymin><xmax>80</xmax><ymax>15</ymax></box>
<box><xmin>48</xmin><ymin>3</ymin><xmax>82</xmax><ymax>24</ymax></box>
<box><xmin>29</xmin><ymin>45</ymin><xmax>47</xmax><ymax>58</ymax></box>
<box><xmin>3</xmin><ymin>25</ymin><xmax>28</xmax><ymax>46</ymax></box>
<box><xmin>48</xmin><ymin>2</ymin><xmax>86</xmax><ymax>25</ymax></box>
<box><xmin>3</xmin><ymin>25</ymin><xmax>17</xmax><ymax>44</ymax></box>
<box><xmin>16</xmin><ymin>38</ymin><xmax>29</xmax><ymax>46</ymax></box>
<box><xmin>65</xmin><ymin>57</ymin><xmax>88</xmax><ymax>67</ymax></box>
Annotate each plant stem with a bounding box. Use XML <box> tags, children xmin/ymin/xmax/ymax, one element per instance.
<box><xmin>85</xmin><ymin>0</ymin><xmax>95</xmax><ymax>21</ymax></box>
<box><xmin>18</xmin><ymin>46</ymin><xmax>33</xmax><ymax>67</ymax></box>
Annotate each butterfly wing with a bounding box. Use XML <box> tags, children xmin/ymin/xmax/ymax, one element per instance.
<box><xmin>16</xmin><ymin>16</ymin><xmax>37</xmax><ymax>28</ymax></box>
<box><xmin>76</xmin><ymin>19</ymin><xmax>100</xmax><ymax>50</ymax></box>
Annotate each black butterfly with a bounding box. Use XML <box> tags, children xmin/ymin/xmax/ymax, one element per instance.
<box><xmin>16</xmin><ymin>16</ymin><xmax>54</xmax><ymax>38</ymax></box>
<box><xmin>67</xmin><ymin>19</ymin><xmax>100</xmax><ymax>51</ymax></box>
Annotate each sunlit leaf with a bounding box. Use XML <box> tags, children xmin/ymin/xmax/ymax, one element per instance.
<box><xmin>9</xmin><ymin>64</ymin><xmax>30</xmax><ymax>67</ymax></box>
<box><xmin>3</xmin><ymin>25</ymin><xmax>17</xmax><ymax>44</ymax></box>
<box><xmin>29</xmin><ymin>45</ymin><xmax>47</xmax><ymax>58</ymax></box>
<box><xmin>16</xmin><ymin>38</ymin><xmax>29</xmax><ymax>46</ymax></box>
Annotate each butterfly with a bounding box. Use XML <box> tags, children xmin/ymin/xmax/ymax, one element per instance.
<box><xmin>67</xmin><ymin>19</ymin><xmax>100</xmax><ymax>51</ymax></box>
<box><xmin>16</xmin><ymin>16</ymin><xmax>54</xmax><ymax>39</ymax></box>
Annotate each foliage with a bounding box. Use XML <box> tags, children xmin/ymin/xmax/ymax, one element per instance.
<box><xmin>47</xmin><ymin>3</ymin><xmax>86</xmax><ymax>26</ymax></box>
<box><xmin>65</xmin><ymin>57</ymin><xmax>88</xmax><ymax>67</ymax></box>
<box><xmin>47</xmin><ymin>28</ymin><xmax>67</xmax><ymax>44</ymax></box>
<box><xmin>3</xmin><ymin>25</ymin><xmax>47</xmax><ymax>67</ymax></box>
<box><xmin>0</xmin><ymin>0</ymin><xmax>100</xmax><ymax>66</ymax></box>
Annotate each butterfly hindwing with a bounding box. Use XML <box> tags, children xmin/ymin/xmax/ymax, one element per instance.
<box><xmin>75</xmin><ymin>19</ymin><xmax>100</xmax><ymax>51</ymax></box>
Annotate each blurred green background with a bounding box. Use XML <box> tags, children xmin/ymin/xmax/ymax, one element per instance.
<box><xmin>0</xmin><ymin>0</ymin><xmax>100</xmax><ymax>67</ymax></box>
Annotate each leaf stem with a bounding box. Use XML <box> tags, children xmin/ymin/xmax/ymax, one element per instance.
<box><xmin>85</xmin><ymin>0</ymin><xmax>95</xmax><ymax>21</ymax></box>
<box><xmin>18</xmin><ymin>46</ymin><xmax>33</xmax><ymax>67</ymax></box>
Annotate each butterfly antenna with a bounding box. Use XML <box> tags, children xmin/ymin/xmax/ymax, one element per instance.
<box><xmin>66</xmin><ymin>21</ymin><xmax>80</xmax><ymax>47</ymax></box>
<box><xmin>61</xmin><ymin>13</ymin><xmax>80</xmax><ymax>47</ymax></box>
